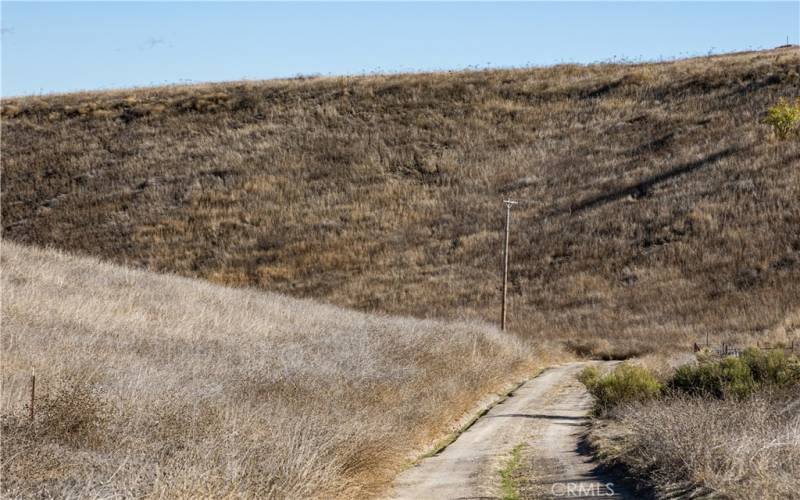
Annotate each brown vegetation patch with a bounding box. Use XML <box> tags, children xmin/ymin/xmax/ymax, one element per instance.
<box><xmin>3</xmin><ymin>49</ymin><xmax>799</xmax><ymax>355</ymax></box>
<box><xmin>588</xmin><ymin>391</ymin><xmax>800</xmax><ymax>498</ymax></box>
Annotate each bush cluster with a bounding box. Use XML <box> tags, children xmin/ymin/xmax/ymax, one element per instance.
<box><xmin>670</xmin><ymin>348</ymin><xmax>800</xmax><ymax>399</ymax></box>
<box><xmin>764</xmin><ymin>97</ymin><xmax>800</xmax><ymax>140</ymax></box>
<box><xmin>579</xmin><ymin>348</ymin><xmax>800</xmax><ymax>413</ymax></box>
<box><xmin>578</xmin><ymin>364</ymin><xmax>662</xmax><ymax>415</ymax></box>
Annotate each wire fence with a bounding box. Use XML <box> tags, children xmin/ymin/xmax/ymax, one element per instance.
<box><xmin>693</xmin><ymin>341</ymin><xmax>797</xmax><ymax>358</ymax></box>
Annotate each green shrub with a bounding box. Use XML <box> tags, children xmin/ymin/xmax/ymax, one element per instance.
<box><xmin>670</xmin><ymin>362</ymin><xmax>717</xmax><ymax>397</ymax></box>
<box><xmin>579</xmin><ymin>364</ymin><xmax>662</xmax><ymax>414</ymax></box>
<box><xmin>764</xmin><ymin>97</ymin><xmax>800</xmax><ymax>140</ymax></box>
<box><xmin>741</xmin><ymin>348</ymin><xmax>800</xmax><ymax>386</ymax></box>
<box><xmin>670</xmin><ymin>357</ymin><xmax>753</xmax><ymax>398</ymax></box>
<box><xmin>577</xmin><ymin>365</ymin><xmax>600</xmax><ymax>388</ymax></box>
<box><xmin>669</xmin><ymin>349</ymin><xmax>799</xmax><ymax>399</ymax></box>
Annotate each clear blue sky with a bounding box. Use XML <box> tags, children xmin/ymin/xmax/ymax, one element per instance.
<box><xmin>1</xmin><ymin>2</ymin><xmax>798</xmax><ymax>97</ymax></box>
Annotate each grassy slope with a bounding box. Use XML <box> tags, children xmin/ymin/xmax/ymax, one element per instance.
<box><xmin>3</xmin><ymin>47</ymin><xmax>800</xmax><ymax>355</ymax></box>
<box><xmin>1</xmin><ymin>242</ymin><xmax>533</xmax><ymax>498</ymax></box>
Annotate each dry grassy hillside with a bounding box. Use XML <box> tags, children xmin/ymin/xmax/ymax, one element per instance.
<box><xmin>3</xmin><ymin>47</ymin><xmax>800</xmax><ymax>355</ymax></box>
<box><xmin>0</xmin><ymin>242</ymin><xmax>533</xmax><ymax>498</ymax></box>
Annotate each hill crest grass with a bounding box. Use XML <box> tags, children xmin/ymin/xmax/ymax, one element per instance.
<box><xmin>2</xmin><ymin>47</ymin><xmax>800</xmax><ymax>357</ymax></box>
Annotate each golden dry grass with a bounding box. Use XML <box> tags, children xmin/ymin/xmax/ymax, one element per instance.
<box><xmin>582</xmin><ymin>351</ymin><xmax>800</xmax><ymax>498</ymax></box>
<box><xmin>1</xmin><ymin>242</ymin><xmax>535</xmax><ymax>498</ymax></box>
<box><xmin>2</xmin><ymin>48</ymin><xmax>799</xmax><ymax>357</ymax></box>
<box><xmin>588</xmin><ymin>390</ymin><xmax>800</xmax><ymax>499</ymax></box>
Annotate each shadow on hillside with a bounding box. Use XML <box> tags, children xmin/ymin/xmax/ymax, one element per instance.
<box><xmin>582</xmin><ymin>78</ymin><xmax>627</xmax><ymax>99</ymax></box>
<box><xmin>565</xmin><ymin>146</ymin><xmax>740</xmax><ymax>214</ymax></box>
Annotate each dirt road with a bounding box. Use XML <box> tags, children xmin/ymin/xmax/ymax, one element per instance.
<box><xmin>389</xmin><ymin>362</ymin><xmax>631</xmax><ymax>499</ymax></box>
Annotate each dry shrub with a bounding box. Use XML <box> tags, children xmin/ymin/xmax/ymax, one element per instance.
<box><xmin>3</xmin><ymin>378</ymin><xmax>112</xmax><ymax>446</ymax></box>
<box><xmin>586</xmin><ymin>351</ymin><xmax>800</xmax><ymax>497</ymax></box>
<box><xmin>612</xmin><ymin>390</ymin><xmax>800</xmax><ymax>498</ymax></box>
<box><xmin>35</xmin><ymin>379</ymin><xmax>113</xmax><ymax>448</ymax></box>
<box><xmin>1</xmin><ymin>104</ymin><xmax>20</xmax><ymax>117</ymax></box>
<box><xmin>564</xmin><ymin>338</ymin><xmax>653</xmax><ymax>360</ymax></box>
<box><xmin>91</xmin><ymin>109</ymin><xmax>117</xmax><ymax>119</ymax></box>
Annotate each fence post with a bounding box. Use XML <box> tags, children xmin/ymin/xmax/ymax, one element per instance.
<box><xmin>29</xmin><ymin>368</ymin><xmax>35</xmax><ymax>423</ymax></box>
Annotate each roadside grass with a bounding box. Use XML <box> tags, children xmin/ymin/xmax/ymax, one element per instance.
<box><xmin>581</xmin><ymin>350</ymin><xmax>800</xmax><ymax>497</ymax></box>
<box><xmin>415</xmin><ymin>378</ymin><xmax>532</xmax><ymax>465</ymax></box>
<box><xmin>591</xmin><ymin>390</ymin><xmax>800</xmax><ymax>498</ymax></box>
<box><xmin>0</xmin><ymin>243</ymin><xmax>535</xmax><ymax>498</ymax></box>
<box><xmin>499</xmin><ymin>444</ymin><xmax>524</xmax><ymax>500</ymax></box>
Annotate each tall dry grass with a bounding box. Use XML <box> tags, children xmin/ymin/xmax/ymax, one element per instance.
<box><xmin>605</xmin><ymin>392</ymin><xmax>800</xmax><ymax>498</ymax></box>
<box><xmin>2</xmin><ymin>48</ymin><xmax>799</xmax><ymax>357</ymax></box>
<box><xmin>584</xmin><ymin>352</ymin><xmax>800</xmax><ymax>499</ymax></box>
<box><xmin>0</xmin><ymin>242</ymin><xmax>535</xmax><ymax>498</ymax></box>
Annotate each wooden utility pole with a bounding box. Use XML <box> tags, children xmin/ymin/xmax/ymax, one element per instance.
<box><xmin>501</xmin><ymin>200</ymin><xmax>518</xmax><ymax>331</ymax></box>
